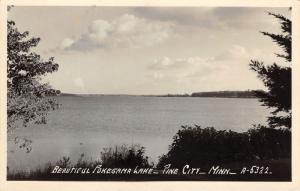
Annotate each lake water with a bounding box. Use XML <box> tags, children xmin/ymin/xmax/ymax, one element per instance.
<box><xmin>8</xmin><ymin>95</ymin><xmax>270</xmax><ymax>171</ymax></box>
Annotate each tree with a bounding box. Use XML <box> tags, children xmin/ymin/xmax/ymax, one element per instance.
<box><xmin>7</xmin><ymin>20</ymin><xmax>60</xmax><ymax>144</ymax></box>
<box><xmin>250</xmin><ymin>12</ymin><xmax>291</xmax><ymax>129</ymax></box>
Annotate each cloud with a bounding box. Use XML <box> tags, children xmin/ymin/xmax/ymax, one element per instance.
<box><xmin>214</xmin><ymin>44</ymin><xmax>249</xmax><ymax>61</ymax></box>
<box><xmin>149</xmin><ymin>56</ymin><xmax>215</xmax><ymax>71</ymax></box>
<box><xmin>145</xmin><ymin>53</ymin><xmax>263</xmax><ymax>92</ymax></box>
<box><xmin>134</xmin><ymin>7</ymin><xmax>290</xmax><ymax>29</ymax></box>
<box><xmin>147</xmin><ymin>56</ymin><xmax>222</xmax><ymax>83</ymax></box>
<box><xmin>134</xmin><ymin>7</ymin><xmax>216</xmax><ymax>27</ymax></box>
<box><xmin>49</xmin><ymin>7</ymin><xmax>290</xmax><ymax>54</ymax></box>
<box><xmin>61</xmin><ymin>14</ymin><xmax>173</xmax><ymax>51</ymax></box>
<box><xmin>149</xmin><ymin>44</ymin><xmax>249</xmax><ymax>71</ymax></box>
<box><xmin>60</xmin><ymin>38</ymin><xmax>75</xmax><ymax>49</ymax></box>
<box><xmin>147</xmin><ymin>44</ymin><xmax>257</xmax><ymax>86</ymax></box>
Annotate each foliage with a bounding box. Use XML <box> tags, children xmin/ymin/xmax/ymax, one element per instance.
<box><xmin>14</xmin><ymin>136</ymin><xmax>33</xmax><ymax>153</ymax></box>
<box><xmin>100</xmin><ymin>144</ymin><xmax>153</xmax><ymax>168</ymax></box>
<box><xmin>191</xmin><ymin>90</ymin><xmax>257</xmax><ymax>98</ymax></box>
<box><xmin>158</xmin><ymin>125</ymin><xmax>291</xmax><ymax>168</ymax></box>
<box><xmin>248</xmin><ymin>125</ymin><xmax>291</xmax><ymax>160</ymax></box>
<box><xmin>7</xmin><ymin>20</ymin><xmax>60</xmax><ymax>134</ymax></box>
<box><xmin>249</xmin><ymin>12</ymin><xmax>291</xmax><ymax>128</ymax></box>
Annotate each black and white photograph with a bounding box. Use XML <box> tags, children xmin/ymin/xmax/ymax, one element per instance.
<box><xmin>1</xmin><ymin>0</ymin><xmax>300</xmax><ymax>189</ymax></box>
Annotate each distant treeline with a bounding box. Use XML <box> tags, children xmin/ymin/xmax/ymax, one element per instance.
<box><xmin>157</xmin><ymin>90</ymin><xmax>262</xmax><ymax>98</ymax></box>
<box><xmin>191</xmin><ymin>90</ymin><xmax>259</xmax><ymax>98</ymax></box>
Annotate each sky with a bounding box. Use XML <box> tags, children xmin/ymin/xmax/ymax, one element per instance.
<box><xmin>8</xmin><ymin>6</ymin><xmax>291</xmax><ymax>94</ymax></box>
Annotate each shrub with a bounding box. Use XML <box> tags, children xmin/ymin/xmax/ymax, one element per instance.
<box><xmin>158</xmin><ymin>125</ymin><xmax>291</xmax><ymax>168</ymax></box>
<box><xmin>100</xmin><ymin>144</ymin><xmax>153</xmax><ymax>168</ymax></box>
<box><xmin>248</xmin><ymin>125</ymin><xmax>291</xmax><ymax>160</ymax></box>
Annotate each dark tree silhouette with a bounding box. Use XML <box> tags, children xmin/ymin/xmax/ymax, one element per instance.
<box><xmin>7</xmin><ymin>20</ymin><xmax>60</xmax><ymax>139</ymax></box>
<box><xmin>250</xmin><ymin>12</ymin><xmax>291</xmax><ymax>129</ymax></box>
